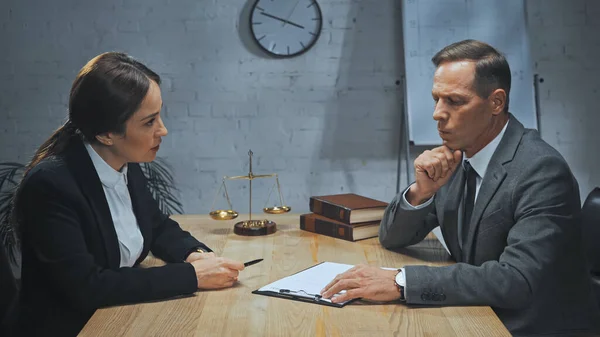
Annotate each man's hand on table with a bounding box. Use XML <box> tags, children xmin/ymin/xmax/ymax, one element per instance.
<box><xmin>320</xmin><ymin>264</ymin><xmax>402</xmax><ymax>303</ymax></box>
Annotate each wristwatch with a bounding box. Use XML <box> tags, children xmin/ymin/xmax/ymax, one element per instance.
<box><xmin>394</xmin><ymin>269</ymin><xmax>405</xmax><ymax>301</ymax></box>
<box><xmin>185</xmin><ymin>247</ymin><xmax>206</xmax><ymax>261</ymax></box>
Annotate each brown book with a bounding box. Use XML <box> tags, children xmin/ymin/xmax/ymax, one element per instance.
<box><xmin>299</xmin><ymin>213</ymin><xmax>380</xmax><ymax>242</ymax></box>
<box><xmin>309</xmin><ymin>193</ymin><xmax>388</xmax><ymax>224</ymax></box>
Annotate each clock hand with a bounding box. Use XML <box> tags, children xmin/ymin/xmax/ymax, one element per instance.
<box><xmin>283</xmin><ymin>0</ymin><xmax>302</xmax><ymax>27</ymax></box>
<box><xmin>260</xmin><ymin>12</ymin><xmax>305</xmax><ymax>29</ymax></box>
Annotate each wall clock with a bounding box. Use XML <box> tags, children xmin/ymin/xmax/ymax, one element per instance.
<box><xmin>250</xmin><ymin>0</ymin><xmax>323</xmax><ymax>58</ymax></box>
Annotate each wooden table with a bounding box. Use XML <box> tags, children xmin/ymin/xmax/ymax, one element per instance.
<box><xmin>80</xmin><ymin>214</ymin><xmax>510</xmax><ymax>337</ymax></box>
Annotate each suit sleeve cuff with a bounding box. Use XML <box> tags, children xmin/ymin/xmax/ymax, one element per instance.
<box><xmin>184</xmin><ymin>244</ymin><xmax>213</xmax><ymax>261</ymax></box>
<box><xmin>402</xmin><ymin>184</ymin><xmax>434</xmax><ymax>210</ymax></box>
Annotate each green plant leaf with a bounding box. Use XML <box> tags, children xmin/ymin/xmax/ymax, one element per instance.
<box><xmin>0</xmin><ymin>163</ymin><xmax>24</xmax><ymax>263</ymax></box>
<box><xmin>0</xmin><ymin>163</ymin><xmax>24</xmax><ymax>192</ymax></box>
<box><xmin>140</xmin><ymin>158</ymin><xmax>184</xmax><ymax>215</ymax></box>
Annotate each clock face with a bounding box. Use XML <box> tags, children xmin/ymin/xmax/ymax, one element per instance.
<box><xmin>250</xmin><ymin>0</ymin><xmax>323</xmax><ymax>58</ymax></box>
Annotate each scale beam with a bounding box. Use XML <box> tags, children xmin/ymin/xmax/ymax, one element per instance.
<box><xmin>225</xmin><ymin>173</ymin><xmax>276</xmax><ymax>180</ymax></box>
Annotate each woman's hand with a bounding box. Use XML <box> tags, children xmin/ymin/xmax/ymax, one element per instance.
<box><xmin>186</xmin><ymin>251</ymin><xmax>215</xmax><ymax>263</ymax></box>
<box><xmin>190</xmin><ymin>257</ymin><xmax>245</xmax><ymax>289</ymax></box>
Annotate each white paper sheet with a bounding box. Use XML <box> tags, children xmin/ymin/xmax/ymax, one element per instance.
<box><xmin>258</xmin><ymin>262</ymin><xmax>355</xmax><ymax>304</ymax></box>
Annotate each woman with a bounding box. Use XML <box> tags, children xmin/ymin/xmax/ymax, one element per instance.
<box><xmin>13</xmin><ymin>52</ymin><xmax>244</xmax><ymax>336</ymax></box>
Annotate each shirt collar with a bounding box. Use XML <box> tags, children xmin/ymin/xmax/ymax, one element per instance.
<box><xmin>84</xmin><ymin>142</ymin><xmax>128</xmax><ymax>188</ymax></box>
<box><xmin>463</xmin><ymin>119</ymin><xmax>510</xmax><ymax>179</ymax></box>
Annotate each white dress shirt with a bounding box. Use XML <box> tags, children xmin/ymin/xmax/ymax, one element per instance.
<box><xmin>84</xmin><ymin>143</ymin><xmax>144</xmax><ymax>268</ymax></box>
<box><xmin>397</xmin><ymin>120</ymin><xmax>510</xmax><ymax>294</ymax></box>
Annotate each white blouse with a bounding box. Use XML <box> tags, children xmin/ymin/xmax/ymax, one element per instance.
<box><xmin>84</xmin><ymin>143</ymin><xmax>144</xmax><ymax>268</ymax></box>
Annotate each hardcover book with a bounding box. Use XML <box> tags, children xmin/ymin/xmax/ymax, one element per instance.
<box><xmin>309</xmin><ymin>193</ymin><xmax>388</xmax><ymax>224</ymax></box>
<box><xmin>300</xmin><ymin>213</ymin><xmax>380</xmax><ymax>242</ymax></box>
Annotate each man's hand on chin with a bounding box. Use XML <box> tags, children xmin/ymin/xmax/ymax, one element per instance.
<box><xmin>320</xmin><ymin>264</ymin><xmax>401</xmax><ymax>303</ymax></box>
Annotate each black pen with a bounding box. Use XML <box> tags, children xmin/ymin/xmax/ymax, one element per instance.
<box><xmin>244</xmin><ymin>258</ymin><xmax>263</xmax><ymax>267</ymax></box>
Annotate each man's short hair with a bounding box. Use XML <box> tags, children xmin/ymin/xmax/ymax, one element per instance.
<box><xmin>432</xmin><ymin>39</ymin><xmax>511</xmax><ymax>113</ymax></box>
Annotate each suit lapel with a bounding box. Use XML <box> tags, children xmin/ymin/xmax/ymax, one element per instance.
<box><xmin>64</xmin><ymin>139</ymin><xmax>121</xmax><ymax>269</ymax></box>
<box><xmin>126</xmin><ymin>164</ymin><xmax>152</xmax><ymax>264</ymax></box>
<box><xmin>462</xmin><ymin>114</ymin><xmax>525</xmax><ymax>262</ymax></box>
<box><xmin>442</xmin><ymin>166</ymin><xmax>465</xmax><ymax>262</ymax></box>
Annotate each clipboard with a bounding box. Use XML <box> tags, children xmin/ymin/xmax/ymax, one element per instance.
<box><xmin>252</xmin><ymin>262</ymin><xmax>359</xmax><ymax>308</ymax></box>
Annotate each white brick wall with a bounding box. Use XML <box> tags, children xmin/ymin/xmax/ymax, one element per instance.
<box><xmin>527</xmin><ymin>0</ymin><xmax>600</xmax><ymax>202</ymax></box>
<box><xmin>0</xmin><ymin>0</ymin><xmax>402</xmax><ymax>215</ymax></box>
<box><xmin>1</xmin><ymin>0</ymin><xmax>599</xmax><ymax>215</ymax></box>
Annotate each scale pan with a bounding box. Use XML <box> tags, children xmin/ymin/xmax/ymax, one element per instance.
<box><xmin>263</xmin><ymin>206</ymin><xmax>291</xmax><ymax>214</ymax></box>
<box><xmin>209</xmin><ymin>209</ymin><xmax>239</xmax><ymax>220</ymax></box>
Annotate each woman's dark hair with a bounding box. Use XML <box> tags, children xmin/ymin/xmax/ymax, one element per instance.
<box><xmin>25</xmin><ymin>52</ymin><xmax>161</xmax><ymax>173</ymax></box>
<box><xmin>432</xmin><ymin>39</ymin><xmax>511</xmax><ymax>113</ymax></box>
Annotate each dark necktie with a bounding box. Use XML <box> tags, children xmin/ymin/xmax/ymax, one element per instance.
<box><xmin>462</xmin><ymin>161</ymin><xmax>478</xmax><ymax>245</ymax></box>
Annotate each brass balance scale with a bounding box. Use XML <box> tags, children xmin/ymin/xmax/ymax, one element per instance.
<box><xmin>209</xmin><ymin>150</ymin><xmax>291</xmax><ymax>236</ymax></box>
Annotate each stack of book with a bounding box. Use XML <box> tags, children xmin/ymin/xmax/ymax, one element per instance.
<box><xmin>299</xmin><ymin>193</ymin><xmax>388</xmax><ymax>242</ymax></box>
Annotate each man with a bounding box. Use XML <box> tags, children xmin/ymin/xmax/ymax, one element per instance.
<box><xmin>320</xmin><ymin>40</ymin><xmax>600</xmax><ymax>336</ymax></box>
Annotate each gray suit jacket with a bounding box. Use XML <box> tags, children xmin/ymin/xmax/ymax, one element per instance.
<box><xmin>380</xmin><ymin>116</ymin><xmax>600</xmax><ymax>336</ymax></box>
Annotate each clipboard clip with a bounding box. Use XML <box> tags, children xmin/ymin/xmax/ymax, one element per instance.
<box><xmin>279</xmin><ymin>289</ymin><xmax>323</xmax><ymax>301</ymax></box>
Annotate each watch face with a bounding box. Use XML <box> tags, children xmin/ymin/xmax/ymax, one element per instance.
<box><xmin>395</xmin><ymin>269</ymin><xmax>404</xmax><ymax>285</ymax></box>
<box><xmin>250</xmin><ymin>0</ymin><xmax>323</xmax><ymax>57</ymax></box>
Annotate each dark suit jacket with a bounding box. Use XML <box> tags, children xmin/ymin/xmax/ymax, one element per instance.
<box><xmin>15</xmin><ymin>138</ymin><xmax>210</xmax><ymax>336</ymax></box>
<box><xmin>380</xmin><ymin>116</ymin><xmax>600</xmax><ymax>336</ymax></box>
